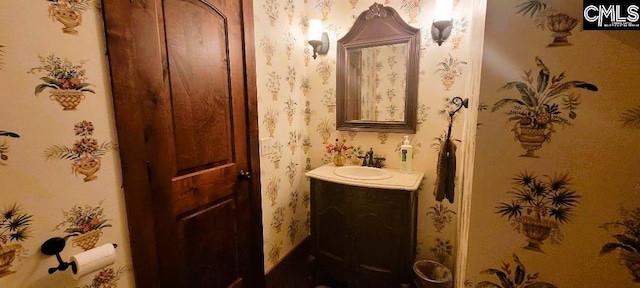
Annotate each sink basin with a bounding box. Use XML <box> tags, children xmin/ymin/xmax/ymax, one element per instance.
<box><xmin>333</xmin><ymin>166</ymin><xmax>392</xmax><ymax>180</ymax></box>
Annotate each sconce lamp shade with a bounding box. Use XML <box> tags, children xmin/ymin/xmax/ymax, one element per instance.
<box><xmin>308</xmin><ymin>19</ymin><xmax>329</xmax><ymax>59</ymax></box>
<box><xmin>309</xmin><ymin>19</ymin><xmax>323</xmax><ymax>41</ymax></box>
<box><xmin>432</xmin><ymin>0</ymin><xmax>453</xmax><ymax>46</ymax></box>
<box><xmin>434</xmin><ymin>0</ymin><xmax>453</xmax><ymax>21</ymax></box>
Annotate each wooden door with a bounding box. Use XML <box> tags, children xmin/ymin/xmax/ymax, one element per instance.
<box><xmin>102</xmin><ymin>0</ymin><xmax>264</xmax><ymax>287</ymax></box>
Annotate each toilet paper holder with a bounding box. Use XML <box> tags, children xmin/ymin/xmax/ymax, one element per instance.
<box><xmin>40</xmin><ymin>237</ymin><xmax>117</xmax><ymax>274</ymax></box>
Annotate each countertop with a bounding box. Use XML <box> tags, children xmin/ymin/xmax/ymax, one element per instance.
<box><xmin>305</xmin><ymin>163</ymin><xmax>424</xmax><ymax>191</ymax></box>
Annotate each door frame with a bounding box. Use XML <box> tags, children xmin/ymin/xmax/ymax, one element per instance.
<box><xmin>101</xmin><ymin>0</ymin><xmax>265</xmax><ymax>287</ymax></box>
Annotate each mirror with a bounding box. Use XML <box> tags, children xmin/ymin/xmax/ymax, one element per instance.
<box><xmin>336</xmin><ymin>3</ymin><xmax>420</xmax><ymax>133</ymax></box>
<box><xmin>348</xmin><ymin>43</ymin><xmax>408</xmax><ymax>122</ymax></box>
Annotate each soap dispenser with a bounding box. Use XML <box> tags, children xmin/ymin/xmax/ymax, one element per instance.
<box><xmin>400</xmin><ymin>135</ymin><xmax>413</xmax><ymax>173</ymax></box>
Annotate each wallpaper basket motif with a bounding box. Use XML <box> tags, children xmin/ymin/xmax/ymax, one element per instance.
<box><xmin>513</xmin><ymin>126</ymin><xmax>550</xmax><ymax>158</ymax></box>
<box><xmin>514</xmin><ymin>216</ymin><xmax>558</xmax><ymax>252</ymax></box>
<box><xmin>496</xmin><ymin>171</ymin><xmax>580</xmax><ymax>252</ymax></box>
<box><xmin>0</xmin><ymin>244</ymin><xmax>20</xmax><ymax>277</ymax></box>
<box><xmin>514</xmin><ymin>1</ymin><xmax>579</xmax><ymax>47</ymax></box>
<box><xmin>0</xmin><ymin>203</ymin><xmax>33</xmax><ymax>278</ymax></box>
<box><xmin>44</xmin><ymin>121</ymin><xmax>114</xmax><ymax>181</ymax></box>
<box><xmin>316</xmin><ymin>0</ymin><xmax>332</xmax><ymax>20</ymax></box>
<box><xmin>72</xmin><ymin>229</ymin><xmax>103</xmax><ymax>250</ymax></box>
<box><xmin>600</xmin><ymin>206</ymin><xmax>640</xmax><ymax>282</ymax></box>
<box><xmin>435</xmin><ymin>54</ymin><xmax>466</xmax><ymax>91</ymax></box>
<box><xmin>55</xmin><ymin>200</ymin><xmax>112</xmax><ymax>251</ymax></box>
<box><xmin>48</xmin><ymin>0</ymin><xmax>94</xmax><ymax>35</ymax></box>
<box><xmin>545</xmin><ymin>13</ymin><xmax>578</xmax><ymax>47</ymax></box>
<box><xmin>28</xmin><ymin>54</ymin><xmax>95</xmax><ymax>110</ymax></box>
<box><xmin>400</xmin><ymin>0</ymin><xmax>422</xmax><ymax>23</ymax></box>
<box><xmin>491</xmin><ymin>57</ymin><xmax>597</xmax><ymax>157</ymax></box>
<box><xmin>49</xmin><ymin>89</ymin><xmax>85</xmax><ymax>110</ymax></box>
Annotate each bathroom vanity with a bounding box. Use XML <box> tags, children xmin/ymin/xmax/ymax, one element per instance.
<box><xmin>306</xmin><ymin>164</ymin><xmax>424</xmax><ymax>288</ymax></box>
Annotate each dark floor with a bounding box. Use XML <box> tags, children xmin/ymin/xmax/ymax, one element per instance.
<box><xmin>265</xmin><ymin>238</ymin><xmax>421</xmax><ymax>288</ymax></box>
<box><xmin>265</xmin><ymin>238</ymin><xmax>312</xmax><ymax>288</ymax></box>
<box><xmin>271</xmin><ymin>257</ymin><xmax>311</xmax><ymax>288</ymax></box>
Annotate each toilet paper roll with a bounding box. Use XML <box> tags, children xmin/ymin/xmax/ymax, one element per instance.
<box><xmin>70</xmin><ymin>243</ymin><xmax>117</xmax><ymax>279</ymax></box>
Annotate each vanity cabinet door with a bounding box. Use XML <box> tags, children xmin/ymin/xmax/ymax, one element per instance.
<box><xmin>310</xmin><ymin>179</ymin><xmax>418</xmax><ymax>288</ymax></box>
<box><xmin>350</xmin><ymin>187</ymin><xmax>403</xmax><ymax>288</ymax></box>
<box><xmin>311</xmin><ymin>179</ymin><xmax>351</xmax><ymax>284</ymax></box>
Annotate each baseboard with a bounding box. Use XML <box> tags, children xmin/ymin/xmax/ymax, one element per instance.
<box><xmin>265</xmin><ymin>236</ymin><xmax>311</xmax><ymax>288</ymax></box>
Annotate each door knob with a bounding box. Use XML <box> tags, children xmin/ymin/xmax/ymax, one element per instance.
<box><xmin>238</xmin><ymin>170</ymin><xmax>251</xmax><ymax>181</ymax></box>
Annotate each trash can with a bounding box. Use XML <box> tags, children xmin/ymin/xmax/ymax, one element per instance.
<box><xmin>413</xmin><ymin>260</ymin><xmax>453</xmax><ymax>288</ymax></box>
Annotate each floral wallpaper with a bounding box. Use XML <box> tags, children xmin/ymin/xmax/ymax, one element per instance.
<box><xmin>491</xmin><ymin>57</ymin><xmax>597</xmax><ymax>158</ymax></box>
<box><xmin>44</xmin><ymin>121</ymin><xmax>115</xmax><ymax>182</ymax></box>
<box><xmin>2</xmin><ymin>1</ymin><xmax>632</xmax><ymax>286</ymax></box>
<box><xmin>54</xmin><ymin>200</ymin><xmax>112</xmax><ymax>251</ymax></box>
<box><xmin>514</xmin><ymin>0</ymin><xmax>580</xmax><ymax>48</ymax></box>
<box><xmin>28</xmin><ymin>54</ymin><xmax>96</xmax><ymax>111</ymax></box>
<box><xmin>255</xmin><ymin>0</ymin><xmax>310</xmax><ymax>270</ymax></box>
<box><xmin>254</xmin><ymin>0</ymin><xmax>476</xmax><ymax>276</ymax></box>
<box><xmin>3</xmin><ymin>0</ymin><xmax>477</xmax><ymax>286</ymax></box>
<box><xmin>47</xmin><ymin>0</ymin><xmax>99</xmax><ymax>35</ymax></box>
<box><xmin>466</xmin><ymin>0</ymin><xmax>640</xmax><ymax>286</ymax></box>
<box><xmin>473</xmin><ymin>254</ymin><xmax>557</xmax><ymax>288</ymax></box>
<box><xmin>495</xmin><ymin>171</ymin><xmax>580</xmax><ymax>252</ymax></box>
<box><xmin>600</xmin><ymin>205</ymin><xmax>640</xmax><ymax>282</ymax></box>
<box><xmin>0</xmin><ymin>1</ymin><xmax>133</xmax><ymax>287</ymax></box>
<box><xmin>0</xmin><ymin>203</ymin><xmax>33</xmax><ymax>277</ymax></box>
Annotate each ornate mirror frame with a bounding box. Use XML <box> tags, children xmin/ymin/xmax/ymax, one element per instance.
<box><xmin>336</xmin><ymin>3</ymin><xmax>420</xmax><ymax>133</ymax></box>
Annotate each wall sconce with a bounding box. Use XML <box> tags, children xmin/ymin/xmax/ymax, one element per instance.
<box><xmin>431</xmin><ymin>0</ymin><xmax>453</xmax><ymax>46</ymax></box>
<box><xmin>308</xmin><ymin>19</ymin><xmax>329</xmax><ymax>59</ymax></box>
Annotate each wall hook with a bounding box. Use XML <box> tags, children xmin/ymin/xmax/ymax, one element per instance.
<box><xmin>446</xmin><ymin>97</ymin><xmax>469</xmax><ymax>141</ymax></box>
<box><xmin>449</xmin><ymin>96</ymin><xmax>469</xmax><ymax>118</ymax></box>
<box><xmin>41</xmin><ymin>237</ymin><xmax>117</xmax><ymax>275</ymax></box>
